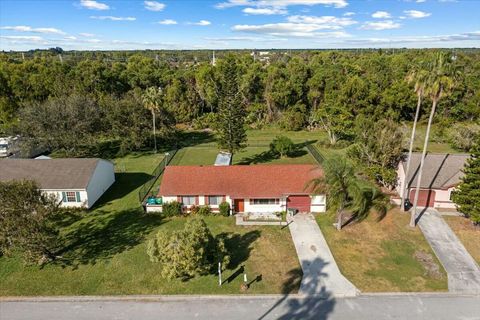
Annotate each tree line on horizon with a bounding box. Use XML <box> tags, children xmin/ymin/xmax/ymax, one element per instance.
<box><xmin>0</xmin><ymin>49</ymin><xmax>479</xmax><ymax>156</ymax></box>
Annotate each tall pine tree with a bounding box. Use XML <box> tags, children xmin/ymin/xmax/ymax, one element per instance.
<box><xmin>216</xmin><ymin>54</ymin><xmax>247</xmax><ymax>158</ymax></box>
<box><xmin>452</xmin><ymin>136</ymin><xmax>480</xmax><ymax>225</ymax></box>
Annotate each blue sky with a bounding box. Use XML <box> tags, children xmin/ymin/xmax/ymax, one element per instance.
<box><xmin>0</xmin><ymin>0</ymin><xmax>479</xmax><ymax>50</ymax></box>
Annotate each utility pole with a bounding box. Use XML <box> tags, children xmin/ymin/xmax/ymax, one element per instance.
<box><xmin>21</xmin><ymin>52</ymin><xmax>25</xmax><ymax>61</ymax></box>
<box><xmin>211</xmin><ymin>51</ymin><xmax>216</xmax><ymax>66</ymax></box>
<box><xmin>58</xmin><ymin>54</ymin><xmax>63</xmax><ymax>63</ymax></box>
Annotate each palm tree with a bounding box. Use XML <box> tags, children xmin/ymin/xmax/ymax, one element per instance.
<box><xmin>410</xmin><ymin>52</ymin><xmax>458</xmax><ymax>227</ymax></box>
<box><xmin>401</xmin><ymin>66</ymin><xmax>428</xmax><ymax>211</ymax></box>
<box><xmin>142</xmin><ymin>87</ymin><xmax>163</xmax><ymax>153</ymax></box>
<box><xmin>308</xmin><ymin>153</ymin><xmax>388</xmax><ymax>231</ymax></box>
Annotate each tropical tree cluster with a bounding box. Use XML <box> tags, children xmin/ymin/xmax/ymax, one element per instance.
<box><xmin>1</xmin><ymin>49</ymin><xmax>479</xmax><ymax>155</ymax></box>
<box><xmin>147</xmin><ymin>218</ymin><xmax>230</xmax><ymax>280</ymax></box>
<box><xmin>0</xmin><ymin>180</ymin><xmax>61</xmax><ymax>264</ymax></box>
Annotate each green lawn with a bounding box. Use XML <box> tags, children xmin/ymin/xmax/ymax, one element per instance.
<box><xmin>316</xmin><ymin>210</ymin><xmax>448</xmax><ymax>292</ymax></box>
<box><xmin>0</xmin><ymin>152</ymin><xmax>300</xmax><ymax>296</ymax></box>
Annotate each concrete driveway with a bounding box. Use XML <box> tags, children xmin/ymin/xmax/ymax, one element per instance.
<box><xmin>417</xmin><ymin>208</ymin><xmax>480</xmax><ymax>294</ymax></box>
<box><xmin>288</xmin><ymin>214</ymin><xmax>358</xmax><ymax>297</ymax></box>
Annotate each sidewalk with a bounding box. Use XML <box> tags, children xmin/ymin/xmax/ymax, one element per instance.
<box><xmin>288</xmin><ymin>214</ymin><xmax>359</xmax><ymax>297</ymax></box>
<box><xmin>417</xmin><ymin>208</ymin><xmax>480</xmax><ymax>294</ymax></box>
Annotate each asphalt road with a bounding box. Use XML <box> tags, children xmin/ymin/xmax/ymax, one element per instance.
<box><xmin>1</xmin><ymin>294</ymin><xmax>480</xmax><ymax>320</ymax></box>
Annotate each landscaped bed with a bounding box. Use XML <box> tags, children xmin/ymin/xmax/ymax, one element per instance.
<box><xmin>444</xmin><ymin>216</ymin><xmax>480</xmax><ymax>264</ymax></box>
<box><xmin>316</xmin><ymin>209</ymin><xmax>448</xmax><ymax>292</ymax></box>
<box><xmin>0</xmin><ymin>152</ymin><xmax>300</xmax><ymax>296</ymax></box>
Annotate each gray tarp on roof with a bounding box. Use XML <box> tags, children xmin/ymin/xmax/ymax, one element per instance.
<box><xmin>0</xmin><ymin>158</ymin><xmax>101</xmax><ymax>189</ymax></box>
<box><xmin>403</xmin><ymin>153</ymin><xmax>469</xmax><ymax>189</ymax></box>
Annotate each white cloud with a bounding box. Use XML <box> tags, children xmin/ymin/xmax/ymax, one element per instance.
<box><xmin>79</xmin><ymin>32</ymin><xmax>96</xmax><ymax>37</ymax></box>
<box><xmin>360</xmin><ymin>20</ymin><xmax>401</xmax><ymax>30</ymax></box>
<box><xmin>340</xmin><ymin>31</ymin><xmax>480</xmax><ymax>46</ymax></box>
<box><xmin>0</xmin><ymin>25</ymin><xmax>65</xmax><ymax>35</ymax></box>
<box><xmin>216</xmin><ymin>0</ymin><xmax>348</xmax><ymax>9</ymax></box>
<box><xmin>64</xmin><ymin>36</ymin><xmax>77</xmax><ymax>40</ymax></box>
<box><xmin>0</xmin><ymin>35</ymin><xmax>44</xmax><ymax>42</ymax></box>
<box><xmin>157</xmin><ymin>19</ymin><xmax>177</xmax><ymax>25</ymax></box>
<box><xmin>287</xmin><ymin>15</ymin><xmax>356</xmax><ymax>27</ymax></box>
<box><xmin>343</xmin><ymin>11</ymin><xmax>355</xmax><ymax>16</ymax></box>
<box><xmin>371</xmin><ymin>11</ymin><xmax>391</xmax><ymax>19</ymax></box>
<box><xmin>232</xmin><ymin>14</ymin><xmax>355</xmax><ymax>37</ymax></box>
<box><xmin>90</xmin><ymin>16</ymin><xmax>136</xmax><ymax>21</ymax></box>
<box><xmin>79</xmin><ymin>0</ymin><xmax>109</xmax><ymax>10</ymax></box>
<box><xmin>404</xmin><ymin>10</ymin><xmax>431</xmax><ymax>18</ymax></box>
<box><xmin>243</xmin><ymin>7</ymin><xmax>287</xmax><ymax>15</ymax></box>
<box><xmin>189</xmin><ymin>20</ymin><xmax>211</xmax><ymax>26</ymax></box>
<box><xmin>144</xmin><ymin>1</ymin><xmax>165</xmax><ymax>11</ymax></box>
<box><xmin>416</xmin><ymin>0</ymin><xmax>426</xmax><ymax>3</ymax></box>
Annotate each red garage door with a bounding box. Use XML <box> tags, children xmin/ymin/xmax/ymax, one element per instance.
<box><xmin>409</xmin><ymin>189</ymin><xmax>435</xmax><ymax>207</ymax></box>
<box><xmin>287</xmin><ymin>195</ymin><xmax>311</xmax><ymax>213</ymax></box>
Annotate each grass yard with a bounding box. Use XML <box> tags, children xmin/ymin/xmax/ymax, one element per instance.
<box><xmin>0</xmin><ymin>152</ymin><xmax>300</xmax><ymax>296</ymax></box>
<box><xmin>316</xmin><ymin>209</ymin><xmax>448</xmax><ymax>292</ymax></box>
<box><xmin>444</xmin><ymin>216</ymin><xmax>480</xmax><ymax>264</ymax></box>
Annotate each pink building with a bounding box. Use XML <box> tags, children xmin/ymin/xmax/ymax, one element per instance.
<box><xmin>396</xmin><ymin>153</ymin><xmax>469</xmax><ymax>209</ymax></box>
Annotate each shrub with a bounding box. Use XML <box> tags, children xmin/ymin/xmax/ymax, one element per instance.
<box><xmin>147</xmin><ymin>218</ymin><xmax>230</xmax><ymax>280</ymax></box>
<box><xmin>219</xmin><ymin>201</ymin><xmax>230</xmax><ymax>216</ymax></box>
<box><xmin>197</xmin><ymin>205</ymin><xmax>212</xmax><ymax>216</ymax></box>
<box><xmin>270</xmin><ymin>136</ymin><xmax>295</xmax><ymax>158</ymax></box>
<box><xmin>279</xmin><ymin>102</ymin><xmax>307</xmax><ymax>131</ymax></box>
<box><xmin>162</xmin><ymin>201</ymin><xmax>182</xmax><ymax>217</ymax></box>
<box><xmin>447</xmin><ymin>123</ymin><xmax>480</xmax><ymax>152</ymax></box>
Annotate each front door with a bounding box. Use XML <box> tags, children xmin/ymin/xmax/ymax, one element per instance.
<box><xmin>234</xmin><ymin>199</ymin><xmax>244</xmax><ymax>213</ymax></box>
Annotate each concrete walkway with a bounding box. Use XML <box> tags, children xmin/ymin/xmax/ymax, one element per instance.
<box><xmin>288</xmin><ymin>214</ymin><xmax>359</xmax><ymax>297</ymax></box>
<box><xmin>417</xmin><ymin>208</ymin><xmax>480</xmax><ymax>294</ymax></box>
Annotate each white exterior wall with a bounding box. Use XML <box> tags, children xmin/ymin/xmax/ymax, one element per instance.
<box><xmin>311</xmin><ymin>195</ymin><xmax>326</xmax><ymax>213</ymax></box>
<box><xmin>243</xmin><ymin>198</ymin><xmax>286</xmax><ymax>213</ymax></box>
<box><xmin>43</xmin><ymin>189</ymin><xmax>88</xmax><ymax>208</ymax></box>
<box><xmin>146</xmin><ymin>195</ymin><xmax>234</xmax><ymax>213</ymax></box>
<box><xmin>85</xmin><ymin>160</ymin><xmax>115</xmax><ymax>208</ymax></box>
<box><xmin>396</xmin><ymin>163</ymin><xmax>406</xmax><ymax>198</ymax></box>
<box><xmin>433</xmin><ymin>187</ymin><xmax>457</xmax><ymax>209</ymax></box>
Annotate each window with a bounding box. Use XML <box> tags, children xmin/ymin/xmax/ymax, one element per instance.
<box><xmin>208</xmin><ymin>195</ymin><xmax>223</xmax><ymax>205</ymax></box>
<box><xmin>252</xmin><ymin>198</ymin><xmax>280</xmax><ymax>205</ymax></box>
<box><xmin>63</xmin><ymin>191</ymin><xmax>80</xmax><ymax>203</ymax></box>
<box><xmin>181</xmin><ymin>196</ymin><xmax>196</xmax><ymax>205</ymax></box>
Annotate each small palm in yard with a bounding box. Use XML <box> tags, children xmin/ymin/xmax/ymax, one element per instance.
<box><xmin>142</xmin><ymin>86</ymin><xmax>163</xmax><ymax>153</ymax></box>
<box><xmin>308</xmin><ymin>153</ymin><xmax>388</xmax><ymax>231</ymax></box>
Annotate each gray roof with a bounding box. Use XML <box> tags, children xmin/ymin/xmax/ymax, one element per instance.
<box><xmin>0</xmin><ymin>158</ymin><xmax>102</xmax><ymax>189</ymax></box>
<box><xmin>403</xmin><ymin>153</ymin><xmax>469</xmax><ymax>189</ymax></box>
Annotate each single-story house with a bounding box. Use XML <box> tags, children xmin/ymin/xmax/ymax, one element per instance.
<box><xmin>396</xmin><ymin>153</ymin><xmax>469</xmax><ymax>209</ymax></box>
<box><xmin>0</xmin><ymin>158</ymin><xmax>115</xmax><ymax>209</ymax></box>
<box><xmin>147</xmin><ymin>164</ymin><xmax>326</xmax><ymax>214</ymax></box>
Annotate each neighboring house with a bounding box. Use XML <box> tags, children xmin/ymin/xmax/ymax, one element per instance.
<box><xmin>147</xmin><ymin>164</ymin><xmax>326</xmax><ymax>214</ymax></box>
<box><xmin>0</xmin><ymin>158</ymin><xmax>115</xmax><ymax>209</ymax></box>
<box><xmin>396</xmin><ymin>153</ymin><xmax>469</xmax><ymax>209</ymax></box>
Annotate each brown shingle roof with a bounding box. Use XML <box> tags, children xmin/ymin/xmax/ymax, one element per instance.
<box><xmin>403</xmin><ymin>153</ymin><xmax>469</xmax><ymax>189</ymax></box>
<box><xmin>159</xmin><ymin>165</ymin><xmax>322</xmax><ymax>198</ymax></box>
<box><xmin>0</xmin><ymin>158</ymin><xmax>101</xmax><ymax>189</ymax></box>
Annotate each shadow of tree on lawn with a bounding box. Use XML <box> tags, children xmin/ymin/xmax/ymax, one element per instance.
<box><xmin>238</xmin><ymin>140</ymin><xmax>316</xmax><ymax>165</ymax></box>
<box><xmin>56</xmin><ymin>209</ymin><xmax>163</xmax><ymax>267</ymax></box>
<box><xmin>258</xmin><ymin>257</ymin><xmax>336</xmax><ymax>320</ymax></box>
<box><xmin>219</xmin><ymin>230</ymin><xmax>261</xmax><ymax>270</ymax></box>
